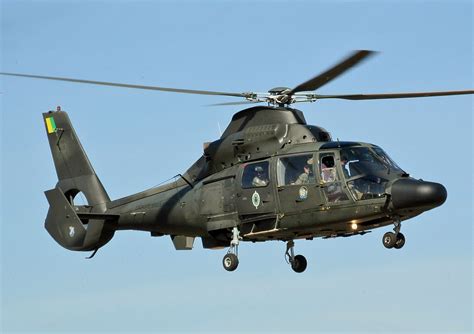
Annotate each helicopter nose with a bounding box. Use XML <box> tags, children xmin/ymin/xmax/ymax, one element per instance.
<box><xmin>390</xmin><ymin>179</ymin><xmax>447</xmax><ymax>210</ymax></box>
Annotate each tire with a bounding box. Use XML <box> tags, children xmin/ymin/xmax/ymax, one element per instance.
<box><xmin>291</xmin><ymin>254</ymin><xmax>307</xmax><ymax>273</ymax></box>
<box><xmin>383</xmin><ymin>232</ymin><xmax>397</xmax><ymax>249</ymax></box>
<box><xmin>222</xmin><ymin>253</ymin><xmax>239</xmax><ymax>271</ymax></box>
<box><xmin>394</xmin><ymin>233</ymin><xmax>406</xmax><ymax>249</ymax></box>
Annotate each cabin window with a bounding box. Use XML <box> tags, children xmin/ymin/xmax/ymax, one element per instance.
<box><xmin>241</xmin><ymin>161</ymin><xmax>270</xmax><ymax>189</ymax></box>
<box><xmin>277</xmin><ymin>154</ymin><xmax>315</xmax><ymax>186</ymax></box>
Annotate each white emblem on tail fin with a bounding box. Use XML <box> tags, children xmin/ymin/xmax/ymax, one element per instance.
<box><xmin>69</xmin><ymin>226</ymin><xmax>75</xmax><ymax>237</ymax></box>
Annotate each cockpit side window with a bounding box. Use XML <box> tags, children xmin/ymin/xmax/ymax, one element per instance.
<box><xmin>318</xmin><ymin>153</ymin><xmax>349</xmax><ymax>203</ymax></box>
<box><xmin>320</xmin><ymin>155</ymin><xmax>337</xmax><ymax>183</ymax></box>
<box><xmin>242</xmin><ymin>161</ymin><xmax>270</xmax><ymax>189</ymax></box>
<box><xmin>277</xmin><ymin>154</ymin><xmax>315</xmax><ymax>186</ymax></box>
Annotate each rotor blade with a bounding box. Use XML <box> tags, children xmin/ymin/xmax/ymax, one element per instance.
<box><xmin>312</xmin><ymin>90</ymin><xmax>474</xmax><ymax>100</ymax></box>
<box><xmin>289</xmin><ymin>50</ymin><xmax>376</xmax><ymax>95</ymax></box>
<box><xmin>0</xmin><ymin>72</ymin><xmax>247</xmax><ymax>98</ymax></box>
<box><xmin>207</xmin><ymin>101</ymin><xmax>261</xmax><ymax>106</ymax></box>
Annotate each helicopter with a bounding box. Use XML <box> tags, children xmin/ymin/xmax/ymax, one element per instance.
<box><xmin>1</xmin><ymin>50</ymin><xmax>472</xmax><ymax>273</ymax></box>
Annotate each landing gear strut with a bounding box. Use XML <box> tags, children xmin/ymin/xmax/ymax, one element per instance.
<box><xmin>383</xmin><ymin>217</ymin><xmax>406</xmax><ymax>249</ymax></box>
<box><xmin>222</xmin><ymin>227</ymin><xmax>240</xmax><ymax>271</ymax></box>
<box><xmin>285</xmin><ymin>240</ymin><xmax>307</xmax><ymax>273</ymax></box>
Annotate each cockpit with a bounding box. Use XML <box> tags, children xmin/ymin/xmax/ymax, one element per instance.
<box><xmin>238</xmin><ymin>142</ymin><xmax>406</xmax><ymax>208</ymax></box>
<box><xmin>337</xmin><ymin>144</ymin><xmax>405</xmax><ymax>200</ymax></box>
<box><xmin>279</xmin><ymin>143</ymin><xmax>406</xmax><ymax>202</ymax></box>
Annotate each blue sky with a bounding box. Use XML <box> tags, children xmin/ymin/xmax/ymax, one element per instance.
<box><xmin>1</xmin><ymin>0</ymin><xmax>472</xmax><ymax>332</ymax></box>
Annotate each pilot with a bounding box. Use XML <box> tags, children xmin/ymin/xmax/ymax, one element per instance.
<box><xmin>340</xmin><ymin>155</ymin><xmax>350</xmax><ymax>178</ymax></box>
<box><xmin>252</xmin><ymin>166</ymin><xmax>269</xmax><ymax>187</ymax></box>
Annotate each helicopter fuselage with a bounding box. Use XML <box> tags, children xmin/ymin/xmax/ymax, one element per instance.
<box><xmin>42</xmin><ymin>106</ymin><xmax>446</xmax><ymax>260</ymax></box>
<box><xmin>107</xmin><ymin>139</ymin><xmax>446</xmax><ymax>249</ymax></box>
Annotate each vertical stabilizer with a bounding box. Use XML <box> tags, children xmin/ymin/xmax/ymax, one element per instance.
<box><xmin>43</xmin><ymin>110</ymin><xmax>109</xmax><ymax>210</ymax></box>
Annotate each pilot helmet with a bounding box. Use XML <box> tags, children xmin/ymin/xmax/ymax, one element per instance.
<box><xmin>255</xmin><ymin>166</ymin><xmax>264</xmax><ymax>173</ymax></box>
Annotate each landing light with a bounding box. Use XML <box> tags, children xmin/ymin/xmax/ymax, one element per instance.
<box><xmin>351</xmin><ymin>221</ymin><xmax>358</xmax><ymax>230</ymax></box>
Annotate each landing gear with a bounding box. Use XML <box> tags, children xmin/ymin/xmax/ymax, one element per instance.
<box><xmin>383</xmin><ymin>232</ymin><xmax>397</xmax><ymax>248</ymax></box>
<box><xmin>383</xmin><ymin>217</ymin><xmax>406</xmax><ymax>249</ymax></box>
<box><xmin>285</xmin><ymin>240</ymin><xmax>307</xmax><ymax>273</ymax></box>
<box><xmin>222</xmin><ymin>253</ymin><xmax>239</xmax><ymax>271</ymax></box>
<box><xmin>222</xmin><ymin>227</ymin><xmax>241</xmax><ymax>272</ymax></box>
<box><xmin>394</xmin><ymin>232</ymin><xmax>405</xmax><ymax>249</ymax></box>
<box><xmin>292</xmin><ymin>255</ymin><xmax>307</xmax><ymax>273</ymax></box>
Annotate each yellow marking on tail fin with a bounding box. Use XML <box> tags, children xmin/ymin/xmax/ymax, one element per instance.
<box><xmin>45</xmin><ymin>117</ymin><xmax>56</xmax><ymax>134</ymax></box>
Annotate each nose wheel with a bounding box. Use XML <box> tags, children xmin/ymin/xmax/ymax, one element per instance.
<box><xmin>383</xmin><ymin>218</ymin><xmax>406</xmax><ymax>249</ymax></box>
<box><xmin>285</xmin><ymin>240</ymin><xmax>307</xmax><ymax>273</ymax></box>
<box><xmin>222</xmin><ymin>227</ymin><xmax>241</xmax><ymax>272</ymax></box>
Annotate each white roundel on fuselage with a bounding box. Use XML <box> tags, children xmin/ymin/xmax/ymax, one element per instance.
<box><xmin>252</xmin><ymin>191</ymin><xmax>261</xmax><ymax>209</ymax></box>
<box><xmin>299</xmin><ymin>186</ymin><xmax>308</xmax><ymax>200</ymax></box>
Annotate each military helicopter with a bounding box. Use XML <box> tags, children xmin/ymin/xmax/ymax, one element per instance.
<box><xmin>2</xmin><ymin>50</ymin><xmax>472</xmax><ymax>273</ymax></box>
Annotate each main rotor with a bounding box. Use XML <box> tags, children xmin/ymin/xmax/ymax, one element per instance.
<box><xmin>1</xmin><ymin>50</ymin><xmax>473</xmax><ymax>107</ymax></box>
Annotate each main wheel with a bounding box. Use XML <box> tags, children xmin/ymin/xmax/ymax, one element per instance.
<box><xmin>222</xmin><ymin>253</ymin><xmax>239</xmax><ymax>271</ymax></box>
<box><xmin>394</xmin><ymin>233</ymin><xmax>406</xmax><ymax>249</ymax></box>
<box><xmin>383</xmin><ymin>232</ymin><xmax>397</xmax><ymax>249</ymax></box>
<box><xmin>291</xmin><ymin>254</ymin><xmax>307</xmax><ymax>273</ymax></box>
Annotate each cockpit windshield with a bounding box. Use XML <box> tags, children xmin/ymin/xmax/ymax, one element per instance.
<box><xmin>340</xmin><ymin>146</ymin><xmax>404</xmax><ymax>178</ymax></box>
<box><xmin>371</xmin><ymin>146</ymin><xmax>404</xmax><ymax>173</ymax></box>
<box><xmin>338</xmin><ymin>145</ymin><xmax>405</xmax><ymax>200</ymax></box>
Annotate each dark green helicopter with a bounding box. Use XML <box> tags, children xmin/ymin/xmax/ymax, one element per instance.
<box><xmin>2</xmin><ymin>50</ymin><xmax>473</xmax><ymax>272</ymax></box>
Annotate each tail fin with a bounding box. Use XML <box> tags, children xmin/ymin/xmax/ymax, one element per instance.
<box><xmin>43</xmin><ymin>110</ymin><xmax>109</xmax><ymax>208</ymax></box>
<box><xmin>43</xmin><ymin>109</ymin><xmax>116</xmax><ymax>252</ymax></box>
